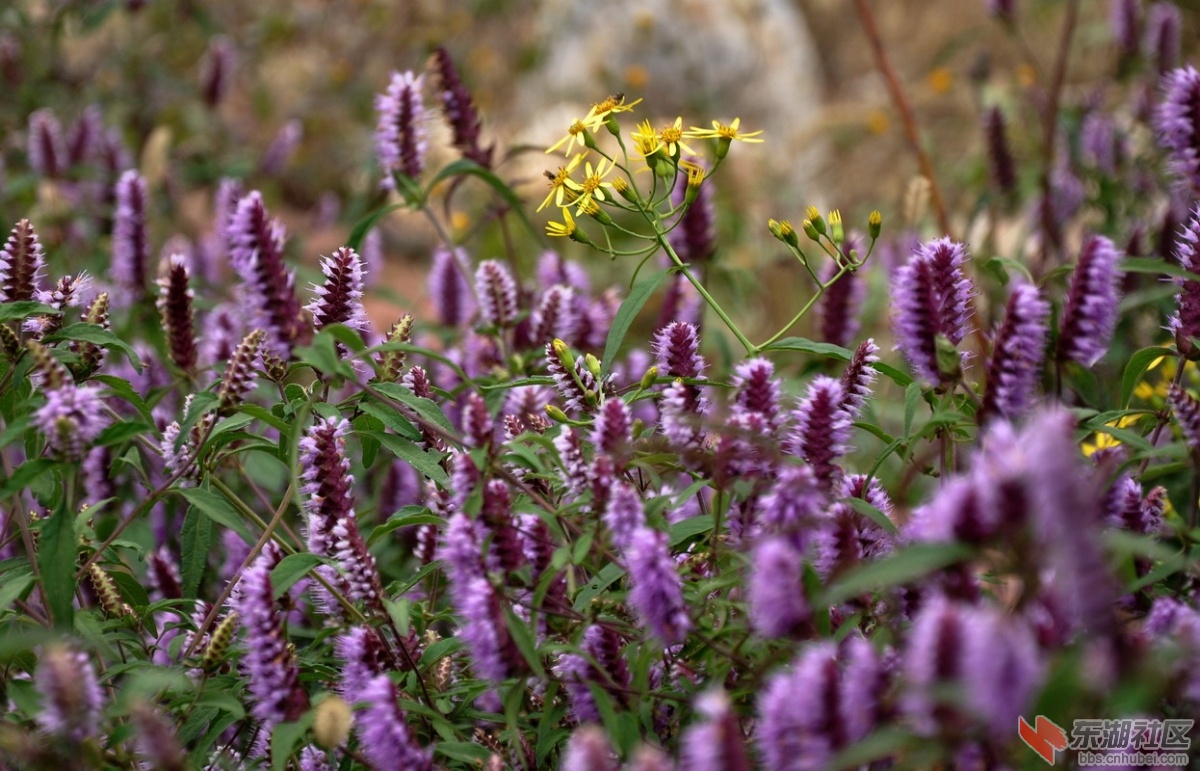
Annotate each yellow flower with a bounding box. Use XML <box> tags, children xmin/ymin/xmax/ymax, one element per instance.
<box><xmin>545</xmin><ymin>116</ymin><xmax>602</xmax><ymax>156</ymax></box>
<box><xmin>1081</xmin><ymin>414</ymin><xmax>1142</xmax><ymax>457</ymax></box>
<box><xmin>537</xmin><ymin>153</ymin><xmax>584</xmax><ymax>212</ymax></box>
<box><xmin>657</xmin><ymin>117</ymin><xmax>698</xmax><ymax>158</ymax></box>
<box><xmin>586</xmin><ymin>93</ymin><xmax>644</xmax><ymax>123</ymax></box>
<box><xmin>565</xmin><ymin>157</ymin><xmax>617</xmax><ymax>214</ymax></box>
<box><xmin>546</xmin><ymin>208</ymin><xmax>576</xmax><ymax>238</ymax></box>
<box><xmin>631</xmin><ymin>119</ymin><xmax>662</xmax><ymax>159</ymax></box>
<box><xmin>684</xmin><ymin>117</ymin><xmax>764</xmax><ymax>143</ymax></box>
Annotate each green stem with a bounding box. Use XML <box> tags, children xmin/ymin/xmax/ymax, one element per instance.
<box><xmin>755</xmin><ymin>266</ymin><xmax>849</xmax><ymax>351</ymax></box>
<box><xmin>658</xmin><ymin>236</ymin><xmax>753</xmax><ymax>354</ymax></box>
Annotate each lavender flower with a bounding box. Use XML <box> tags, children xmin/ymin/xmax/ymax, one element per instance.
<box><xmin>1155</xmin><ymin>66</ymin><xmax>1200</xmax><ymax>192</ymax></box>
<box><xmin>756</xmin><ymin>464</ymin><xmax>824</xmax><ymax>549</ymax></box>
<box><xmin>131</xmin><ymin>702</ymin><xmax>186</xmax><ymax>771</ymax></box>
<box><xmin>1170</xmin><ymin>207</ymin><xmax>1200</xmax><ymax>357</ymax></box>
<box><xmin>561</xmin><ymin>725</ymin><xmax>618</xmax><ymax>771</ymax></box>
<box><xmin>604</xmin><ymin>482</ymin><xmax>645</xmax><ymax>551</ymax></box>
<box><xmin>26</xmin><ymin>271</ymin><xmax>89</xmax><ymax>337</ymax></box>
<box><xmin>157</xmin><ymin>254</ymin><xmax>199</xmax><ymax>374</ymax></box>
<box><xmin>35</xmin><ymin>384</ymin><xmax>107</xmax><ymax>461</ymax></box>
<box><xmin>537</xmin><ymin>250</ymin><xmax>590</xmax><ymax>294</ymax></box>
<box><xmin>66</xmin><ymin>105</ymin><xmax>102</xmax><ymax>168</ymax></box>
<box><xmin>555</xmin><ymin>426</ymin><xmax>590</xmax><ymax>499</ymax></box>
<box><xmin>659</xmin><ymin>378</ymin><xmax>709</xmax><ymax>450</ymax></box>
<box><xmin>428</xmin><ymin>246</ymin><xmax>475</xmax><ymax>327</ymax></box>
<box><xmin>200</xmin><ymin>35</ymin><xmax>234</xmax><ymax>107</ymax></box>
<box><xmin>757</xmin><ymin>643</ymin><xmax>847</xmax><ymax>770</ymax></box>
<box><xmin>1144</xmin><ymin>2</ymin><xmax>1180</xmax><ymax>75</ymax></box>
<box><xmin>260</xmin><ymin>119</ymin><xmax>302</xmax><ymax>175</ymax></box>
<box><xmin>1057</xmin><ymin>235</ymin><xmax>1123</xmax><ymax>366</ymax></box>
<box><xmin>556</xmin><ymin>625</ymin><xmax>630</xmax><ymax>724</ymax></box>
<box><xmin>475</xmin><ymin>259</ymin><xmax>518</xmax><ymax>328</ymax></box>
<box><xmin>839</xmin><ymin>338</ymin><xmax>880</xmax><ymax>421</ymax></box>
<box><xmin>375</xmin><ymin>70</ymin><xmax>426</xmax><ymax>185</ymax></box>
<box><xmin>233</xmin><ymin>546</ymin><xmax>309</xmax><ymax>724</ymax></box>
<box><xmin>732</xmin><ymin>357</ymin><xmax>782</xmax><ymax>429</ymax></box>
<box><xmin>983</xmin><ymin>105</ymin><xmax>1016</xmax><ymax>195</ymax></box>
<box><xmin>546</xmin><ymin>340</ymin><xmax>606</xmax><ymax>414</ymax></box>
<box><xmin>433</xmin><ymin>46</ymin><xmax>493</xmax><ymax>169</ymax></box>
<box><xmin>1169</xmin><ymin>384</ymin><xmax>1200</xmax><ymax>453</ymax></box>
<box><xmin>113</xmin><ymin>170</ymin><xmax>150</xmax><ymax>298</ymax></box>
<box><xmin>307</xmin><ymin>247</ymin><xmax>369</xmax><ymax>334</ymax></box>
<box><xmin>532</xmin><ymin>284</ymin><xmax>578</xmax><ymax>344</ymax></box>
<box><xmin>0</xmin><ymin>218</ymin><xmax>46</xmax><ymax>303</ymax></box>
<box><xmin>963</xmin><ymin>609</ymin><xmax>1043</xmax><ymax>737</ymax></box>
<box><xmin>749</xmin><ymin>538</ymin><xmax>808</xmax><ymax>637</ymax></box>
<box><xmin>627</xmin><ymin>527</ymin><xmax>690</xmax><ymax>644</ymax></box>
<box><xmin>481</xmin><ymin>479</ymin><xmax>524</xmax><ymax>573</ymax></box>
<box><xmin>668</xmin><ymin>160</ymin><xmax>716</xmax><ymax>265</ymax></box>
<box><xmin>1110</xmin><ymin>0</ymin><xmax>1142</xmax><ymax>63</ymax></box>
<box><xmin>840</xmin><ymin>636</ymin><xmax>887</xmax><ymax>743</ymax></box>
<box><xmin>591</xmin><ymin>397</ymin><xmax>632</xmax><ymax>464</ymax></box>
<box><xmin>357</xmin><ymin>674</ymin><xmax>433</xmax><ymax>771</ymax></box>
<box><xmin>27</xmin><ymin>109</ymin><xmax>65</xmax><ymax>177</ymax></box>
<box><xmin>979</xmin><ymin>283</ymin><xmax>1049</xmax><ymax>423</ymax></box>
<box><xmin>819</xmin><ymin>246</ymin><xmax>866</xmax><ymax>347</ymax></box>
<box><xmin>228</xmin><ymin>191</ymin><xmax>306</xmax><ymax>357</ymax></box>
<box><xmin>35</xmin><ymin>644</ymin><xmax>103</xmax><ymax>741</ymax></box>
<box><xmin>893</xmin><ymin>238</ymin><xmax>975</xmax><ymax>382</ymax></box>
<box><xmin>653</xmin><ymin>321</ymin><xmax>706</xmax><ymax>379</ymax></box>
<box><xmin>216</xmin><ymin>329</ymin><xmax>263</xmax><ymax>415</ymax></box>
<box><xmin>787</xmin><ymin>376</ymin><xmax>852</xmax><ymax>491</ymax></box>
<box><xmin>679</xmin><ymin>690</ymin><xmax>750</xmax><ymax>771</ymax></box>
<box><xmin>1081</xmin><ymin>112</ymin><xmax>1118</xmax><ymax>174</ymax></box>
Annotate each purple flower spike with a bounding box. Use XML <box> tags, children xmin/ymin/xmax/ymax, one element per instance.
<box><xmin>35</xmin><ymin>644</ymin><xmax>103</xmax><ymax>741</ymax></box>
<box><xmin>228</xmin><ymin>191</ymin><xmax>306</xmax><ymax>357</ymax></box>
<box><xmin>980</xmin><ymin>283</ymin><xmax>1049</xmax><ymax>423</ymax></box>
<box><xmin>1111</xmin><ymin>0</ymin><xmax>1142</xmax><ymax>62</ymax></box>
<box><xmin>475</xmin><ymin>259</ymin><xmax>518</xmax><ymax>328</ymax></box>
<box><xmin>732</xmin><ymin>357</ymin><xmax>782</xmax><ymax>429</ymax></box>
<box><xmin>893</xmin><ymin>253</ymin><xmax>945</xmax><ymax>383</ymax></box>
<box><xmin>591</xmin><ymin>397</ymin><xmax>632</xmax><ymax>464</ymax></box>
<box><xmin>200</xmin><ymin>35</ymin><xmax>234</xmax><ymax>107</ymax></box>
<box><xmin>433</xmin><ymin>47</ymin><xmax>494</xmax><ymax>169</ymax></box>
<box><xmin>963</xmin><ymin>609</ymin><xmax>1043</xmax><ymax>737</ymax></box>
<box><xmin>1057</xmin><ymin>235</ymin><xmax>1123</xmax><ymax>366</ymax></box>
<box><xmin>555</xmin><ymin>426</ymin><xmax>590</xmax><ymax>499</ymax></box>
<box><xmin>35</xmin><ymin>384</ymin><xmax>107</xmax><ymax>461</ymax></box>
<box><xmin>653</xmin><ymin>321</ymin><xmax>706</xmax><ymax>379</ymax></box>
<box><xmin>679</xmin><ymin>690</ymin><xmax>751</xmax><ymax>771</ymax></box>
<box><xmin>758</xmin><ymin>643</ymin><xmax>847</xmax><ymax>770</ymax></box>
<box><xmin>984</xmin><ymin>105</ymin><xmax>1016</xmax><ymax>195</ymax></box>
<box><xmin>627</xmin><ymin>527</ymin><xmax>690</xmax><ymax>644</ymax></box>
<box><xmin>233</xmin><ymin>546</ymin><xmax>309</xmax><ymax>724</ymax></box>
<box><xmin>375</xmin><ymin>70</ymin><xmax>426</xmax><ymax>185</ymax></box>
<box><xmin>428</xmin><ymin>246</ymin><xmax>475</xmax><ymax>327</ymax></box>
<box><xmin>787</xmin><ymin>376</ymin><xmax>852</xmax><ymax>491</ymax></box>
<box><xmin>357</xmin><ymin>675</ymin><xmax>433</xmax><ymax>771</ymax></box>
<box><xmin>756</xmin><ymin>464</ymin><xmax>824</xmax><ymax>549</ymax></box>
<box><xmin>1156</xmin><ymin>66</ymin><xmax>1200</xmax><ymax>192</ymax></box>
<box><xmin>307</xmin><ymin>247</ymin><xmax>368</xmax><ymax>334</ymax></box>
<box><xmin>839</xmin><ymin>338</ymin><xmax>880</xmax><ymax>421</ymax></box>
<box><xmin>1170</xmin><ymin>207</ymin><xmax>1200</xmax><ymax>357</ymax></box>
<box><xmin>819</xmin><ymin>253</ymin><xmax>866</xmax><ymax>348</ymax></box>
<box><xmin>335</xmin><ymin>626</ymin><xmax>390</xmax><ymax>698</ymax></box>
<box><xmin>1144</xmin><ymin>2</ymin><xmax>1180</xmax><ymax>75</ymax></box>
<box><xmin>562</xmin><ymin>725</ymin><xmax>618</xmax><ymax>771</ymax></box>
<box><xmin>1169</xmin><ymin>384</ymin><xmax>1200</xmax><ymax>453</ymax></box>
<box><xmin>922</xmin><ymin>237</ymin><xmax>974</xmax><ymax>346</ymax></box>
<box><xmin>0</xmin><ymin>219</ymin><xmax>46</xmax><ymax>303</ymax></box>
<box><xmin>903</xmin><ymin>596</ymin><xmax>969</xmax><ymax>736</ymax></box>
<box><xmin>749</xmin><ymin>537</ymin><xmax>808</xmax><ymax>637</ymax></box>
<box><xmin>113</xmin><ymin>170</ymin><xmax>150</xmax><ymax>298</ymax></box>
<box><xmin>158</xmin><ymin>254</ymin><xmax>199</xmax><ymax>374</ymax></box>
<box><xmin>841</xmin><ymin>636</ymin><xmax>887</xmax><ymax>743</ymax></box>
<box><xmin>532</xmin><ymin>284</ymin><xmax>578</xmax><ymax>345</ymax></box>
<box><xmin>604</xmin><ymin>482</ymin><xmax>645</xmax><ymax>551</ymax></box>
<box><xmin>27</xmin><ymin>109</ymin><xmax>65</xmax><ymax>178</ymax></box>
<box><xmin>260</xmin><ymin>119</ymin><xmax>302</xmax><ymax>176</ymax></box>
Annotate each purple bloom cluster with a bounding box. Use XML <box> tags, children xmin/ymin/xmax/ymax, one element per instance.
<box><xmin>892</xmin><ymin>237</ymin><xmax>974</xmax><ymax>383</ymax></box>
<box><xmin>979</xmin><ymin>283</ymin><xmax>1050</xmax><ymax>422</ymax></box>
<box><xmin>227</xmin><ymin>191</ymin><xmax>306</xmax><ymax>357</ymax></box>
<box><xmin>375</xmin><ymin>70</ymin><xmax>426</xmax><ymax>185</ymax></box>
<box><xmin>357</xmin><ymin>675</ymin><xmax>433</xmax><ymax>771</ymax></box>
<box><xmin>0</xmin><ymin>218</ymin><xmax>45</xmax><ymax>303</ymax></box>
<box><xmin>307</xmin><ymin>247</ymin><xmax>369</xmax><ymax>334</ymax></box>
<box><xmin>1156</xmin><ymin>66</ymin><xmax>1200</xmax><ymax>192</ymax></box>
<box><xmin>34</xmin><ymin>645</ymin><xmax>103</xmax><ymax>742</ymax></box>
<box><xmin>1057</xmin><ymin>235</ymin><xmax>1123</xmax><ymax>367</ymax></box>
<box><xmin>35</xmin><ymin>383</ymin><xmax>107</xmax><ymax>460</ymax></box>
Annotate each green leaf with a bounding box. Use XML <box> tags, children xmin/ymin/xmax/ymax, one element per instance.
<box><xmin>366</xmin><ymin>431</ymin><xmax>448</xmax><ymax>485</ymax></box>
<box><xmin>760</xmin><ymin>336</ymin><xmax>852</xmax><ymax>360</ymax></box>
<box><xmin>37</xmin><ymin>506</ymin><xmax>77</xmax><ymax>629</ymax></box>
<box><xmin>294</xmin><ymin>332</ymin><xmax>354</xmax><ymax>379</ymax></box>
<box><xmin>95</xmin><ymin>421</ymin><xmax>154</xmax><ymax>447</ymax></box>
<box><xmin>93</xmin><ymin>375</ymin><xmax>156</xmax><ymax>426</ymax></box>
<box><xmin>271</xmin><ymin>553</ymin><xmax>328</xmax><ymax>599</ymax></box>
<box><xmin>177</xmin><ymin>487</ymin><xmax>255</xmax><ymax>545</ymax></box>
<box><xmin>503</xmin><ymin>605</ymin><xmax>546</xmax><ymax>678</ymax></box>
<box><xmin>0</xmin><ymin>569</ymin><xmax>34</xmax><ymax>613</ymax></box>
<box><xmin>369</xmin><ymin>506</ymin><xmax>442</xmax><ymax>547</ymax></box>
<box><xmin>348</xmin><ymin>204</ymin><xmax>409</xmax><ymax>251</ymax></box>
<box><xmin>844</xmin><ymin>497</ymin><xmax>898</xmax><ymax>535</ymax></box>
<box><xmin>271</xmin><ymin>713</ymin><xmax>314</xmax><ymax>771</ymax></box>
<box><xmin>669</xmin><ymin>514</ymin><xmax>714</xmax><ymax>547</ymax></box>
<box><xmin>903</xmin><ymin>382</ymin><xmax>922</xmax><ymax>438</ymax></box>
<box><xmin>821</xmin><ymin>543</ymin><xmax>973</xmax><ymax>606</ymax></box>
<box><xmin>354</xmin><ymin>413</ymin><xmax>383</xmax><ymax>468</ymax></box>
<box><xmin>1121</xmin><ymin>256</ymin><xmax>1200</xmax><ymax>281</ymax></box>
<box><xmin>371</xmin><ymin>382</ymin><xmax>455</xmax><ymax>436</ymax></box>
<box><xmin>573</xmin><ymin>563</ymin><xmax>625</xmax><ymax>612</ymax></box>
<box><xmin>601</xmin><ymin>268</ymin><xmax>670</xmax><ymax>377</ymax></box>
<box><xmin>424</xmin><ymin>158</ymin><xmax>540</xmax><ymax>239</ymax></box>
<box><xmin>46</xmin><ymin>323</ymin><xmax>143</xmax><ymax>372</ymax></box>
<box><xmin>1120</xmin><ymin>346</ymin><xmax>1174</xmax><ymax>407</ymax></box>
<box><xmin>180</xmin><ymin>506</ymin><xmax>211</xmax><ymax>599</ymax></box>
<box><xmin>874</xmin><ymin>361</ymin><xmax>914</xmax><ymax>388</ymax></box>
<box><xmin>0</xmin><ymin>458</ymin><xmax>56</xmax><ymax>499</ymax></box>
<box><xmin>0</xmin><ymin>301</ymin><xmax>58</xmax><ymax>322</ymax></box>
<box><xmin>829</xmin><ymin>728</ymin><xmax>918</xmax><ymax>770</ymax></box>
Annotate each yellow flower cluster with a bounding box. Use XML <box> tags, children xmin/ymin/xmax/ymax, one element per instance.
<box><xmin>539</xmin><ymin>94</ymin><xmax>763</xmax><ymax>240</ymax></box>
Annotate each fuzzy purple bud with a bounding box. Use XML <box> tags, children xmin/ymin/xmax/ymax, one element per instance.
<box><xmin>35</xmin><ymin>383</ymin><xmax>107</xmax><ymax>461</ymax></box>
<box><xmin>757</xmin><ymin>643</ymin><xmax>847</xmax><ymax>769</ymax></box>
<box><xmin>819</xmin><ymin>255</ymin><xmax>866</xmax><ymax>348</ymax></box>
<box><xmin>755</xmin><ymin>464</ymin><xmax>824</xmax><ymax>549</ymax></box>
<box><xmin>679</xmin><ymin>691</ymin><xmax>750</xmax><ymax>771</ymax></box>
<box><xmin>561</xmin><ymin>725</ymin><xmax>618</xmax><ymax>771</ymax></box>
<box><xmin>532</xmin><ymin>284</ymin><xmax>579</xmax><ymax>345</ymax></box>
<box><xmin>538</xmin><ymin>250</ymin><xmax>590</xmax><ymax>295</ymax></box>
<box><xmin>963</xmin><ymin>609</ymin><xmax>1043</xmax><ymax>737</ymax></box>
<box><xmin>1169</xmin><ymin>207</ymin><xmax>1200</xmax><ymax>357</ymax></box>
<box><xmin>604</xmin><ymin>482</ymin><xmax>646</xmax><ymax>552</ymax></box>
<box><xmin>839</xmin><ymin>338</ymin><xmax>880</xmax><ymax>421</ymax></box>
<box><xmin>732</xmin><ymin>357</ymin><xmax>782</xmax><ymax>429</ymax></box>
<box><xmin>428</xmin><ymin>246</ymin><xmax>475</xmax><ymax>327</ymax></box>
<box><xmin>233</xmin><ymin>546</ymin><xmax>309</xmax><ymax>724</ymax></box>
<box><xmin>1144</xmin><ymin>2</ymin><xmax>1180</xmax><ymax>75</ymax></box>
<box><xmin>749</xmin><ymin>537</ymin><xmax>809</xmax><ymax>637</ymax></box>
<box><xmin>984</xmin><ymin>105</ymin><xmax>1017</xmax><ymax>195</ymax></box>
<box><xmin>653</xmin><ymin>321</ymin><xmax>706</xmax><ymax>380</ymax></box>
<box><xmin>1081</xmin><ymin>112</ymin><xmax>1119</xmax><ymax>174</ymax></box>
<box><xmin>27</xmin><ymin>109</ymin><xmax>65</xmax><ymax>178</ymax></box>
<box><xmin>555</xmin><ymin>426</ymin><xmax>590</xmax><ymax>499</ymax></box>
<box><xmin>260</xmin><ymin>119</ymin><xmax>302</xmax><ymax>176</ymax></box>
<box><xmin>157</xmin><ymin>254</ymin><xmax>199</xmax><ymax>373</ymax></box>
<box><xmin>200</xmin><ymin>35</ymin><xmax>235</xmax><ymax>107</ymax></box>
<box><xmin>35</xmin><ymin>645</ymin><xmax>104</xmax><ymax>742</ymax></box>
<box><xmin>228</xmin><ymin>192</ymin><xmax>306</xmax><ymax>357</ymax></box>
<box><xmin>357</xmin><ymin>675</ymin><xmax>433</xmax><ymax>771</ymax></box>
<box><xmin>307</xmin><ymin>247</ymin><xmax>369</xmax><ymax>334</ymax></box>
<box><xmin>627</xmin><ymin>527</ymin><xmax>690</xmax><ymax>644</ymax></box>
<box><xmin>787</xmin><ymin>376</ymin><xmax>852</xmax><ymax>491</ymax></box>
<box><xmin>1169</xmin><ymin>383</ymin><xmax>1200</xmax><ymax>453</ymax></box>
<box><xmin>375</xmin><ymin>70</ymin><xmax>427</xmax><ymax>185</ymax></box>
<box><xmin>0</xmin><ymin>218</ymin><xmax>46</xmax><ymax>303</ymax></box>
<box><xmin>1057</xmin><ymin>235</ymin><xmax>1123</xmax><ymax>366</ymax></box>
<box><xmin>893</xmin><ymin>251</ymin><xmax>948</xmax><ymax>382</ymax></box>
<box><xmin>113</xmin><ymin>170</ymin><xmax>150</xmax><ymax>298</ymax></box>
<box><xmin>980</xmin><ymin>283</ymin><xmax>1049</xmax><ymax>423</ymax></box>
<box><xmin>1111</xmin><ymin>0</ymin><xmax>1142</xmax><ymax>62</ymax></box>
<box><xmin>475</xmin><ymin>259</ymin><xmax>518</xmax><ymax>328</ymax></box>
<box><xmin>1155</xmin><ymin>66</ymin><xmax>1200</xmax><ymax>193</ymax></box>
<box><xmin>433</xmin><ymin>47</ymin><xmax>493</xmax><ymax>169</ymax></box>
<box><xmin>591</xmin><ymin>397</ymin><xmax>632</xmax><ymax>464</ymax></box>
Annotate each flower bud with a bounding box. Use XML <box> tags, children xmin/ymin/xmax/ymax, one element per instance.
<box><xmin>552</xmin><ymin>338</ymin><xmax>575</xmax><ymax>373</ymax></box>
<box><xmin>313</xmin><ymin>695</ymin><xmax>353</xmax><ymax>749</ymax></box>
<box><xmin>613</xmin><ymin>175</ymin><xmax>638</xmax><ymax>204</ymax></box>
<box><xmin>802</xmin><ymin>219</ymin><xmax>821</xmax><ymax>242</ymax></box>
<box><xmin>828</xmin><ymin>210</ymin><xmax>844</xmax><ymax>244</ymax></box>
<box><xmin>546</xmin><ymin>404</ymin><xmax>570</xmax><ymax>424</ymax></box>
<box><xmin>805</xmin><ymin>206</ymin><xmax>826</xmax><ymax>235</ymax></box>
<box><xmin>639</xmin><ymin>365</ymin><xmax>659</xmax><ymax>392</ymax></box>
<box><xmin>868</xmin><ymin>210</ymin><xmax>882</xmax><ymax>240</ymax></box>
<box><xmin>769</xmin><ymin>219</ymin><xmax>799</xmax><ymax>248</ymax></box>
<box><xmin>584</xmin><ymin>353</ymin><xmax>603</xmax><ymax>380</ymax></box>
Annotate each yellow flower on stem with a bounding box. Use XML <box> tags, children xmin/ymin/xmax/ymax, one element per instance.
<box><xmin>678</xmin><ymin>159</ymin><xmax>706</xmax><ymax>204</ymax></box>
<box><xmin>537</xmin><ymin>153</ymin><xmax>584</xmax><ymax>212</ymax></box>
<box><xmin>685</xmin><ymin>117</ymin><xmax>764</xmax><ymax>158</ymax></box>
<box><xmin>586</xmin><ymin>93</ymin><xmax>644</xmax><ymax>123</ymax></box>
<box><xmin>546</xmin><ymin>207</ymin><xmax>577</xmax><ymax>238</ymax></box>
<box><xmin>565</xmin><ymin>157</ymin><xmax>617</xmax><ymax>214</ymax></box>
<box><xmin>545</xmin><ymin>116</ymin><xmax>602</xmax><ymax>156</ymax></box>
<box><xmin>657</xmin><ymin>117</ymin><xmax>698</xmax><ymax>158</ymax></box>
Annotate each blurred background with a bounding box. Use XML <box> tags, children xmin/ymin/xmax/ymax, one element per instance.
<box><xmin>0</xmin><ymin>0</ymin><xmax>1194</xmax><ymax>344</ymax></box>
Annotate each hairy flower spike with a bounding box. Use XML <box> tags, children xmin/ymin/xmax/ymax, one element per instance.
<box><xmin>1057</xmin><ymin>235</ymin><xmax>1123</xmax><ymax>366</ymax></box>
<box><xmin>89</xmin><ymin>563</ymin><xmax>135</xmax><ymax>619</ymax></box>
<box><xmin>788</xmin><ymin>376</ymin><xmax>853</xmax><ymax>491</ymax></box>
<box><xmin>27</xmin><ymin>109</ymin><xmax>65</xmax><ymax>178</ymax></box>
<box><xmin>35</xmin><ymin>644</ymin><xmax>103</xmax><ymax>741</ymax></box>
<box><xmin>591</xmin><ymin>397</ymin><xmax>633</xmax><ymax>464</ymax></box>
<box><xmin>113</xmin><ymin>170</ymin><xmax>150</xmax><ymax>298</ymax></box>
<box><xmin>1170</xmin><ymin>207</ymin><xmax>1200</xmax><ymax>358</ymax></box>
<box><xmin>733</xmin><ymin>357</ymin><xmax>782</xmax><ymax>429</ymax></box>
<box><xmin>228</xmin><ymin>191</ymin><xmax>306</xmax><ymax>358</ymax></box>
<box><xmin>307</xmin><ymin>247</ymin><xmax>369</xmax><ymax>334</ymax></box>
<box><xmin>1169</xmin><ymin>384</ymin><xmax>1200</xmax><ymax>454</ymax></box>
<box><xmin>357</xmin><ymin>675</ymin><xmax>433</xmax><ymax>771</ymax></box>
<box><xmin>627</xmin><ymin>526</ymin><xmax>690</xmax><ymax>644</ymax></box>
<box><xmin>680</xmin><ymin>691</ymin><xmax>751</xmax><ymax>771</ymax></box>
<box><xmin>749</xmin><ymin>538</ymin><xmax>809</xmax><ymax>637</ymax></box>
<box><xmin>893</xmin><ymin>239</ymin><xmax>974</xmax><ymax>383</ymax></box>
<box><xmin>74</xmin><ymin>293</ymin><xmax>110</xmax><ymax>377</ymax></box>
<box><xmin>432</xmin><ymin>46</ymin><xmax>493</xmax><ymax>169</ymax></box>
<box><xmin>653</xmin><ymin>321</ymin><xmax>706</xmax><ymax>379</ymax></box>
<box><xmin>376</xmin><ymin>313</ymin><xmax>414</xmax><ymax>382</ymax></box>
<box><xmin>839</xmin><ymin>338</ymin><xmax>880</xmax><ymax>421</ymax></box>
<box><xmin>757</xmin><ymin>643</ymin><xmax>847</xmax><ymax>769</ymax></box>
<box><xmin>819</xmin><ymin>252</ymin><xmax>866</xmax><ymax>348</ymax></box>
<box><xmin>1156</xmin><ymin>66</ymin><xmax>1200</xmax><ymax>193</ymax></box>
<box><xmin>200</xmin><ymin>611</ymin><xmax>240</xmax><ymax>672</ymax></box>
<box><xmin>217</xmin><ymin>329</ymin><xmax>263</xmax><ymax>415</ymax></box>
<box><xmin>375</xmin><ymin>70</ymin><xmax>427</xmax><ymax>185</ymax></box>
<box><xmin>1111</xmin><ymin>0</ymin><xmax>1141</xmax><ymax>63</ymax></box>
<box><xmin>532</xmin><ymin>284</ymin><xmax>578</xmax><ymax>345</ymax></box>
<box><xmin>984</xmin><ymin>105</ymin><xmax>1016</xmax><ymax>195</ymax></box>
<box><xmin>474</xmin><ymin>259</ymin><xmax>518</xmax><ymax>328</ymax></box>
<box><xmin>200</xmin><ymin>35</ymin><xmax>234</xmax><ymax>107</ymax></box>
<box><xmin>428</xmin><ymin>247</ymin><xmax>475</xmax><ymax>327</ymax></box>
<box><xmin>0</xmin><ymin>219</ymin><xmax>46</xmax><ymax>303</ymax></box>
<box><xmin>1145</xmin><ymin>2</ymin><xmax>1180</xmax><ymax>75</ymax></box>
<box><xmin>35</xmin><ymin>383</ymin><xmax>106</xmax><ymax>460</ymax></box>
<box><xmin>157</xmin><ymin>254</ymin><xmax>199</xmax><ymax>374</ymax></box>
<box><xmin>980</xmin><ymin>284</ymin><xmax>1050</xmax><ymax>423</ymax></box>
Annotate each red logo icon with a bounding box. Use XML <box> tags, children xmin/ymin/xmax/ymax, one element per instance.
<box><xmin>1019</xmin><ymin>715</ymin><xmax>1068</xmax><ymax>765</ymax></box>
